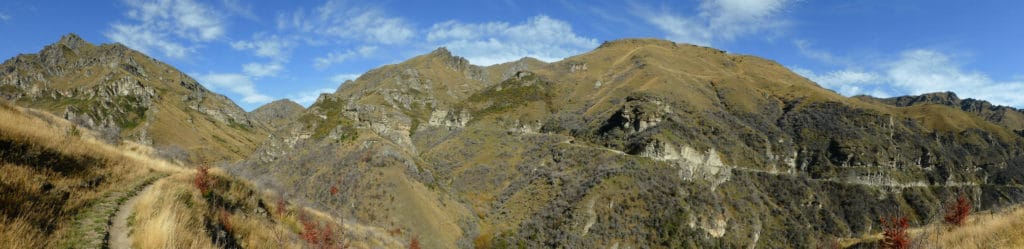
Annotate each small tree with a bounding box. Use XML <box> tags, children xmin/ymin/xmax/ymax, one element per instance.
<box><xmin>944</xmin><ymin>194</ymin><xmax>971</xmax><ymax>226</ymax></box>
<box><xmin>880</xmin><ymin>216</ymin><xmax>910</xmax><ymax>249</ymax></box>
<box><xmin>193</xmin><ymin>163</ymin><xmax>213</xmax><ymax>194</ymax></box>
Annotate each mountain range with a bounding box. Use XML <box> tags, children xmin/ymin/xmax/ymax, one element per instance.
<box><xmin>3</xmin><ymin>34</ymin><xmax>1024</xmax><ymax>248</ymax></box>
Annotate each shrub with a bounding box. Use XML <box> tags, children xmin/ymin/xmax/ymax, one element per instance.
<box><xmin>193</xmin><ymin>164</ymin><xmax>213</xmax><ymax>194</ymax></box>
<box><xmin>944</xmin><ymin>194</ymin><xmax>971</xmax><ymax>226</ymax></box>
<box><xmin>879</xmin><ymin>216</ymin><xmax>910</xmax><ymax>249</ymax></box>
<box><xmin>275</xmin><ymin>196</ymin><xmax>287</xmax><ymax>216</ymax></box>
<box><xmin>330</xmin><ymin>185</ymin><xmax>339</xmax><ymax>196</ymax></box>
<box><xmin>300</xmin><ymin>211</ymin><xmax>347</xmax><ymax>249</ymax></box>
<box><xmin>218</xmin><ymin>208</ymin><xmax>233</xmax><ymax>233</ymax></box>
<box><xmin>300</xmin><ymin>214</ymin><xmax>319</xmax><ymax>244</ymax></box>
<box><xmin>409</xmin><ymin>236</ymin><xmax>421</xmax><ymax>249</ymax></box>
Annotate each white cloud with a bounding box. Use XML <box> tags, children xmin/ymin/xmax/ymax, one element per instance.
<box><xmin>106</xmin><ymin>24</ymin><xmax>192</xmax><ymax>58</ymax></box>
<box><xmin>287</xmin><ymin>73</ymin><xmax>362</xmax><ymax>106</ymax></box>
<box><xmin>231</xmin><ymin>34</ymin><xmax>293</xmax><ymax>59</ymax></box>
<box><xmin>329</xmin><ymin>73</ymin><xmax>361</xmax><ymax>83</ymax></box>
<box><xmin>313</xmin><ymin>46</ymin><xmax>376</xmax><ymax>69</ymax></box>
<box><xmin>221</xmin><ymin>0</ymin><xmax>257</xmax><ymax>20</ymax></box>
<box><xmin>0</xmin><ymin>12</ymin><xmax>10</xmax><ymax>22</ymax></box>
<box><xmin>634</xmin><ymin>0</ymin><xmax>793</xmax><ymax>46</ymax></box>
<box><xmin>425</xmin><ymin>15</ymin><xmax>599</xmax><ymax>65</ymax></box>
<box><xmin>289</xmin><ymin>88</ymin><xmax>336</xmax><ymax>107</ymax></box>
<box><xmin>277</xmin><ymin>1</ymin><xmax>414</xmax><ymax>44</ymax></box>
<box><xmin>794</xmin><ymin>49</ymin><xmax>1024</xmax><ymax>107</ymax></box>
<box><xmin>242</xmin><ymin>62</ymin><xmax>284</xmax><ymax>78</ymax></box>
<box><xmin>792</xmin><ymin>67</ymin><xmax>889</xmax><ymax>97</ymax></box>
<box><xmin>106</xmin><ymin>0</ymin><xmax>225</xmax><ymax>58</ymax></box>
<box><xmin>793</xmin><ymin>39</ymin><xmax>850</xmax><ymax>65</ymax></box>
<box><xmin>194</xmin><ymin>73</ymin><xmax>273</xmax><ymax>104</ymax></box>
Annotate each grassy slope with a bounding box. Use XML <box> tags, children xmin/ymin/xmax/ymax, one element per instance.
<box><xmin>0</xmin><ymin>100</ymin><xmax>181</xmax><ymax>248</ymax></box>
<box><xmin>841</xmin><ymin>205</ymin><xmax>1024</xmax><ymax>248</ymax></box>
<box><xmin>240</xmin><ymin>38</ymin><xmax>1024</xmax><ymax>248</ymax></box>
<box><xmin>1</xmin><ymin>36</ymin><xmax>268</xmax><ymax>163</ymax></box>
<box><xmin>0</xmin><ymin>100</ymin><xmax>396</xmax><ymax>248</ymax></box>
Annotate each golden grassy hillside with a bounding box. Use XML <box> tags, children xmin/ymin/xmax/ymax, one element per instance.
<box><xmin>0</xmin><ymin>100</ymin><xmax>401</xmax><ymax>248</ymax></box>
<box><xmin>839</xmin><ymin>204</ymin><xmax>1024</xmax><ymax>249</ymax></box>
<box><xmin>0</xmin><ymin>100</ymin><xmax>180</xmax><ymax>248</ymax></box>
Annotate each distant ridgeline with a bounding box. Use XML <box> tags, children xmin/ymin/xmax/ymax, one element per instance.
<box><xmin>4</xmin><ymin>34</ymin><xmax>1024</xmax><ymax>248</ymax></box>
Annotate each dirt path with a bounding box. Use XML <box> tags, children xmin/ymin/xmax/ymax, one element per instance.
<box><xmin>109</xmin><ymin>181</ymin><xmax>158</xmax><ymax>249</ymax></box>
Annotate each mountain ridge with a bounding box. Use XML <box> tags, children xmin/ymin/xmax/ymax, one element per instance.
<box><xmin>4</xmin><ymin>34</ymin><xmax>1024</xmax><ymax>248</ymax></box>
<box><xmin>232</xmin><ymin>38</ymin><xmax>1024</xmax><ymax>248</ymax></box>
<box><xmin>0</xmin><ymin>33</ymin><xmax>269</xmax><ymax>162</ymax></box>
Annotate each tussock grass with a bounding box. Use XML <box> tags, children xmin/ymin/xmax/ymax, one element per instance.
<box><xmin>130</xmin><ymin>169</ymin><xmax>311</xmax><ymax>249</ymax></box>
<box><xmin>842</xmin><ymin>205</ymin><xmax>1024</xmax><ymax>249</ymax></box>
<box><xmin>0</xmin><ymin>100</ymin><xmax>182</xmax><ymax>247</ymax></box>
<box><xmin>912</xmin><ymin>205</ymin><xmax>1024</xmax><ymax>249</ymax></box>
<box><xmin>0</xmin><ymin>216</ymin><xmax>46</xmax><ymax>249</ymax></box>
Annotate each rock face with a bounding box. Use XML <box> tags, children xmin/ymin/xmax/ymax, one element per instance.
<box><xmin>858</xmin><ymin>91</ymin><xmax>1024</xmax><ymax>132</ymax></box>
<box><xmin>229</xmin><ymin>38</ymin><xmax>1024</xmax><ymax>248</ymax></box>
<box><xmin>0</xmin><ymin>33</ymin><xmax>268</xmax><ymax>162</ymax></box>
<box><xmin>250</xmin><ymin>99</ymin><xmax>305</xmax><ymax>133</ymax></box>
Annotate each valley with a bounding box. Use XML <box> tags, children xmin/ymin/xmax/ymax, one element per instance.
<box><xmin>2</xmin><ymin>34</ymin><xmax>1024</xmax><ymax>248</ymax></box>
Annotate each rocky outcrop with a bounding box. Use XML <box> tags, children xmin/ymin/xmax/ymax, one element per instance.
<box><xmin>250</xmin><ymin>99</ymin><xmax>304</xmax><ymax>131</ymax></box>
<box><xmin>235</xmin><ymin>38</ymin><xmax>1024</xmax><ymax>248</ymax></box>
<box><xmin>863</xmin><ymin>91</ymin><xmax>1024</xmax><ymax>132</ymax></box>
<box><xmin>0</xmin><ymin>33</ymin><xmax>267</xmax><ymax>162</ymax></box>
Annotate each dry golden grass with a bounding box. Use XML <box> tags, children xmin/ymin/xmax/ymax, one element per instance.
<box><xmin>0</xmin><ymin>216</ymin><xmax>46</xmax><ymax>249</ymax></box>
<box><xmin>840</xmin><ymin>205</ymin><xmax>1024</xmax><ymax>249</ymax></box>
<box><xmin>131</xmin><ymin>175</ymin><xmax>218</xmax><ymax>249</ymax></box>
<box><xmin>0</xmin><ymin>100</ymin><xmax>185</xmax><ymax>247</ymax></box>
<box><xmin>130</xmin><ymin>169</ymin><xmax>311</xmax><ymax>249</ymax></box>
<box><xmin>912</xmin><ymin>205</ymin><xmax>1024</xmax><ymax>249</ymax></box>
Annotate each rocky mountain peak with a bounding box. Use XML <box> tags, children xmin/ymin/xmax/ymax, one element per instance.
<box><xmin>250</xmin><ymin>99</ymin><xmax>305</xmax><ymax>132</ymax></box>
<box><xmin>883</xmin><ymin>91</ymin><xmax>961</xmax><ymax>106</ymax></box>
<box><xmin>57</xmin><ymin>33</ymin><xmax>90</xmax><ymax>50</ymax></box>
<box><xmin>429</xmin><ymin>47</ymin><xmax>452</xmax><ymax>57</ymax></box>
<box><xmin>1</xmin><ymin>34</ymin><xmax>270</xmax><ymax>162</ymax></box>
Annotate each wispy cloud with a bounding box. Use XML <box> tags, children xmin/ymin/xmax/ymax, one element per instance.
<box><xmin>793</xmin><ymin>39</ymin><xmax>852</xmax><ymax>66</ymax></box>
<box><xmin>0</xmin><ymin>12</ymin><xmax>10</xmax><ymax>22</ymax></box>
<box><xmin>194</xmin><ymin>73</ymin><xmax>272</xmax><ymax>104</ymax></box>
<box><xmin>313</xmin><ymin>46</ymin><xmax>376</xmax><ymax>69</ymax></box>
<box><xmin>221</xmin><ymin>0</ymin><xmax>257</xmax><ymax>21</ymax></box>
<box><xmin>286</xmin><ymin>73</ymin><xmax>361</xmax><ymax>106</ymax></box>
<box><xmin>329</xmin><ymin>73</ymin><xmax>361</xmax><ymax>84</ymax></box>
<box><xmin>230</xmin><ymin>34</ymin><xmax>294</xmax><ymax>59</ymax></box>
<box><xmin>289</xmin><ymin>87</ymin><xmax>336</xmax><ymax>107</ymax></box>
<box><xmin>633</xmin><ymin>0</ymin><xmax>794</xmax><ymax>46</ymax></box>
<box><xmin>242</xmin><ymin>62</ymin><xmax>284</xmax><ymax>78</ymax></box>
<box><xmin>794</xmin><ymin>49</ymin><xmax>1024</xmax><ymax>107</ymax></box>
<box><xmin>276</xmin><ymin>0</ymin><xmax>414</xmax><ymax>44</ymax></box>
<box><xmin>106</xmin><ymin>0</ymin><xmax>226</xmax><ymax>58</ymax></box>
<box><xmin>426</xmin><ymin>15</ymin><xmax>599</xmax><ymax>65</ymax></box>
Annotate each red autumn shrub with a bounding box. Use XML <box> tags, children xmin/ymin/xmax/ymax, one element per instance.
<box><xmin>218</xmin><ymin>208</ymin><xmax>233</xmax><ymax>233</ymax></box>
<box><xmin>944</xmin><ymin>194</ymin><xmax>971</xmax><ymax>226</ymax></box>
<box><xmin>409</xmin><ymin>236</ymin><xmax>421</xmax><ymax>249</ymax></box>
<box><xmin>300</xmin><ymin>211</ymin><xmax>348</xmax><ymax>249</ymax></box>
<box><xmin>193</xmin><ymin>164</ymin><xmax>213</xmax><ymax>194</ymax></box>
<box><xmin>330</xmin><ymin>185</ymin><xmax>339</xmax><ymax>196</ymax></box>
<box><xmin>301</xmin><ymin>214</ymin><xmax>319</xmax><ymax>244</ymax></box>
<box><xmin>275</xmin><ymin>196</ymin><xmax>287</xmax><ymax>216</ymax></box>
<box><xmin>880</xmin><ymin>216</ymin><xmax>910</xmax><ymax>249</ymax></box>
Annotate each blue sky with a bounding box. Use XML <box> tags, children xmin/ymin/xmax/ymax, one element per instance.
<box><xmin>1</xmin><ymin>0</ymin><xmax>1022</xmax><ymax>110</ymax></box>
